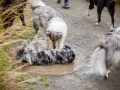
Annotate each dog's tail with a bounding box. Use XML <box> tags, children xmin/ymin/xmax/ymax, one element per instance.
<box><xmin>108</xmin><ymin>0</ymin><xmax>116</xmax><ymax>9</ymax></box>
<box><xmin>91</xmin><ymin>47</ymin><xmax>107</xmax><ymax>76</ymax></box>
<box><xmin>30</xmin><ymin>0</ymin><xmax>46</xmax><ymax>9</ymax></box>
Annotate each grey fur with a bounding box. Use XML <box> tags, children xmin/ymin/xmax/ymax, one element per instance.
<box><xmin>17</xmin><ymin>45</ymin><xmax>75</xmax><ymax>65</ymax></box>
<box><xmin>91</xmin><ymin>31</ymin><xmax>120</xmax><ymax>78</ymax></box>
<box><xmin>33</xmin><ymin>6</ymin><xmax>61</xmax><ymax>32</ymax></box>
<box><xmin>97</xmin><ymin>32</ymin><xmax>120</xmax><ymax>64</ymax></box>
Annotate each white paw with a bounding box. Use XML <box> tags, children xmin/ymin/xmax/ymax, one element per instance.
<box><xmin>95</xmin><ymin>22</ymin><xmax>99</xmax><ymax>26</ymax></box>
<box><xmin>110</xmin><ymin>26</ymin><xmax>114</xmax><ymax>32</ymax></box>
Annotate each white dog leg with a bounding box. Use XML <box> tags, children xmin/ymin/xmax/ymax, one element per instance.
<box><xmin>105</xmin><ymin>70</ymin><xmax>110</xmax><ymax>79</ymax></box>
<box><xmin>28</xmin><ymin>57</ymin><xmax>32</xmax><ymax>65</ymax></box>
<box><xmin>46</xmin><ymin>36</ymin><xmax>50</xmax><ymax>50</ymax></box>
<box><xmin>24</xmin><ymin>52</ymin><xmax>32</xmax><ymax>65</ymax></box>
<box><xmin>110</xmin><ymin>26</ymin><xmax>114</xmax><ymax>32</ymax></box>
<box><xmin>87</xmin><ymin>9</ymin><xmax>91</xmax><ymax>16</ymax></box>
<box><xmin>95</xmin><ymin>22</ymin><xmax>99</xmax><ymax>26</ymax></box>
<box><xmin>58</xmin><ymin>40</ymin><xmax>64</xmax><ymax>49</ymax></box>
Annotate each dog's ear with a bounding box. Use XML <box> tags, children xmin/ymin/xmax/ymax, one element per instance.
<box><xmin>46</xmin><ymin>30</ymin><xmax>51</xmax><ymax>36</ymax></box>
<box><xmin>57</xmin><ymin>32</ymin><xmax>62</xmax><ymax>38</ymax></box>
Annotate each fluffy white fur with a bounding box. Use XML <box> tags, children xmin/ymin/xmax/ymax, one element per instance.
<box><xmin>91</xmin><ymin>28</ymin><xmax>120</xmax><ymax>78</ymax></box>
<box><xmin>29</xmin><ymin>0</ymin><xmax>46</xmax><ymax>7</ymax></box>
<box><xmin>30</xmin><ymin>0</ymin><xmax>67</xmax><ymax>49</ymax></box>
<box><xmin>91</xmin><ymin>47</ymin><xmax>107</xmax><ymax>76</ymax></box>
<box><xmin>46</xmin><ymin>17</ymin><xmax>67</xmax><ymax>49</ymax></box>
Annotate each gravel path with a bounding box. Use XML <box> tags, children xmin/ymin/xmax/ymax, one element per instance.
<box><xmin>24</xmin><ymin>0</ymin><xmax>120</xmax><ymax>90</ymax></box>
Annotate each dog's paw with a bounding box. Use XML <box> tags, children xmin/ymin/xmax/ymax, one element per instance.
<box><xmin>110</xmin><ymin>26</ymin><xmax>114</xmax><ymax>32</ymax></box>
<box><xmin>95</xmin><ymin>22</ymin><xmax>99</xmax><ymax>26</ymax></box>
<box><xmin>87</xmin><ymin>11</ymin><xmax>90</xmax><ymax>16</ymax></box>
<box><xmin>104</xmin><ymin>75</ymin><xmax>109</xmax><ymax>79</ymax></box>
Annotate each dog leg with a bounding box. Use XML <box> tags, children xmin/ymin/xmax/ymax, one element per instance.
<box><xmin>58</xmin><ymin>39</ymin><xmax>64</xmax><ymax>49</ymax></box>
<box><xmin>107</xmin><ymin>5</ymin><xmax>115</xmax><ymax>31</ymax></box>
<box><xmin>104</xmin><ymin>62</ymin><xmax>112</xmax><ymax>79</ymax></box>
<box><xmin>46</xmin><ymin>36</ymin><xmax>50</xmax><ymax>50</ymax></box>
<box><xmin>104</xmin><ymin>70</ymin><xmax>110</xmax><ymax>79</ymax></box>
<box><xmin>110</xmin><ymin>26</ymin><xmax>114</xmax><ymax>32</ymax></box>
<box><xmin>87</xmin><ymin>9</ymin><xmax>91</xmax><ymax>16</ymax></box>
<box><xmin>108</xmin><ymin>8</ymin><xmax>115</xmax><ymax>32</ymax></box>
<box><xmin>95</xmin><ymin>5</ymin><xmax>104</xmax><ymax>26</ymax></box>
<box><xmin>95</xmin><ymin>22</ymin><xmax>99</xmax><ymax>26</ymax></box>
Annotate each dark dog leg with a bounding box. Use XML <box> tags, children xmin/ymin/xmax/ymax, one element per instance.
<box><xmin>95</xmin><ymin>5</ymin><xmax>104</xmax><ymax>25</ymax></box>
<box><xmin>87</xmin><ymin>0</ymin><xmax>94</xmax><ymax>16</ymax></box>
<box><xmin>108</xmin><ymin>8</ymin><xmax>115</xmax><ymax>31</ymax></box>
<box><xmin>89</xmin><ymin>0</ymin><xmax>94</xmax><ymax>10</ymax></box>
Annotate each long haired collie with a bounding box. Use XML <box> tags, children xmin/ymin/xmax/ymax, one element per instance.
<box><xmin>30</xmin><ymin>0</ymin><xmax>67</xmax><ymax>49</ymax></box>
<box><xmin>91</xmin><ymin>27</ymin><xmax>120</xmax><ymax>78</ymax></box>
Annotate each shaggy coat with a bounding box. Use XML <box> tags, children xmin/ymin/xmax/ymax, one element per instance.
<box><xmin>91</xmin><ymin>27</ymin><xmax>120</xmax><ymax>78</ymax></box>
<box><xmin>17</xmin><ymin>45</ymin><xmax>75</xmax><ymax>65</ymax></box>
<box><xmin>30</xmin><ymin>0</ymin><xmax>67</xmax><ymax>49</ymax></box>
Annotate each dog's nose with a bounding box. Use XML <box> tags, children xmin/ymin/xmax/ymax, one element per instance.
<box><xmin>53</xmin><ymin>46</ymin><xmax>56</xmax><ymax>49</ymax></box>
<box><xmin>52</xmin><ymin>41</ymin><xmax>56</xmax><ymax>49</ymax></box>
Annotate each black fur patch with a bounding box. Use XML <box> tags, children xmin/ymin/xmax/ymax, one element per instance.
<box><xmin>16</xmin><ymin>49</ymin><xmax>25</xmax><ymax>59</ymax></box>
<box><xmin>18</xmin><ymin>45</ymin><xmax>75</xmax><ymax>65</ymax></box>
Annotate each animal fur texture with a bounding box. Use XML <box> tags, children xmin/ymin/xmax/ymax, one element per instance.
<box><xmin>16</xmin><ymin>36</ymin><xmax>75</xmax><ymax>65</ymax></box>
<box><xmin>16</xmin><ymin>43</ymin><xmax>75</xmax><ymax>65</ymax></box>
<box><xmin>91</xmin><ymin>27</ymin><xmax>120</xmax><ymax>78</ymax></box>
<box><xmin>30</xmin><ymin>0</ymin><xmax>67</xmax><ymax>49</ymax></box>
<box><xmin>88</xmin><ymin>0</ymin><xmax>116</xmax><ymax>31</ymax></box>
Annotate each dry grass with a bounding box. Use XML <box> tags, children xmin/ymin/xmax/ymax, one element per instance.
<box><xmin>0</xmin><ymin>1</ymin><xmax>36</xmax><ymax>89</ymax></box>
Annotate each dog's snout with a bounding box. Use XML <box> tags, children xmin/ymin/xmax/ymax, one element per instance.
<box><xmin>52</xmin><ymin>41</ymin><xmax>56</xmax><ymax>49</ymax></box>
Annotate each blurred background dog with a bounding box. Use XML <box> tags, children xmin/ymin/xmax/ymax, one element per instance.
<box><xmin>87</xmin><ymin>0</ymin><xmax>116</xmax><ymax>31</ymax></box>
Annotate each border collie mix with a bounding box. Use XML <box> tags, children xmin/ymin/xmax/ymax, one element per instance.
<box><xmin>87</xmin><ymin>0</ymin><xmax>116</xmax><ymax>31</ymax></box>
<box><xmin>16</xmin><ymin>42</ymin><xmax>75</xmax><ymax>65</ymax></box>
<box><xmin>30</xmin><ymin>0</ymin><xmax>67</xmax><ymax>49</ymax></box>
<box><xmin>91</xmin><ymin>27</ymin><xmax>120</xmax><ymax>79</ymax></box>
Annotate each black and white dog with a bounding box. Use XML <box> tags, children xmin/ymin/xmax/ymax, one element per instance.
<box><xmin>87</xmin><ymin>0</ymin><xmax>116</xmax><ymax>31</ymax></box>
<box><xmin>91</xmin><ymin>27</ymin><xmax>120</xmax><ymax>79</ymax></box>
<box><xmin>17</xmin><ymin>45</ymin><xmax>75</xmax><ymax>65</ymax></box>
<box><xmin>16</xmin><ymin>41</ymin><xmax>75</xmax><ymax>65</ymax></box>
<box><xmin>30</xmin><ymin>0</ymin><xmax>67</xmax><ymax>49</ymax></box>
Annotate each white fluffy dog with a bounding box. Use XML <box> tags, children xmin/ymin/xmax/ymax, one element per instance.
<box><xmin>30</xmin><ymin>0</ymin><xmax>67</xmax><ymax>49</ymax></box>
<box><xmin>91</xmin><ymin>27</ymin><xmax>120</xmax><ymax>79</ymax></box>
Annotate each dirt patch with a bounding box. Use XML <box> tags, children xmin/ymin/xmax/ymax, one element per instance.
<box><xmin>21</xmin><ymin>52</ymin><xmax>84</xmax><ymax>75</ymax></box>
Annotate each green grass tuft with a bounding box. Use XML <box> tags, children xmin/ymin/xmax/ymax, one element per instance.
<box><xmin>40</xmin><ymin>77</ymin><xmax>47</xmax><ymax>81</ymax></box>
<box><xmin>44</xmin><ymin>82</ymin><xmax>50</xmax><ymax>87</ymax></box>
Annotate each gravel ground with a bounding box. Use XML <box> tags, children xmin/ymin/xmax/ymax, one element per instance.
<box><xmin>24</xmin><ymin>0</ymin><xmax>120</xmax><ymax>90</ymax></box>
